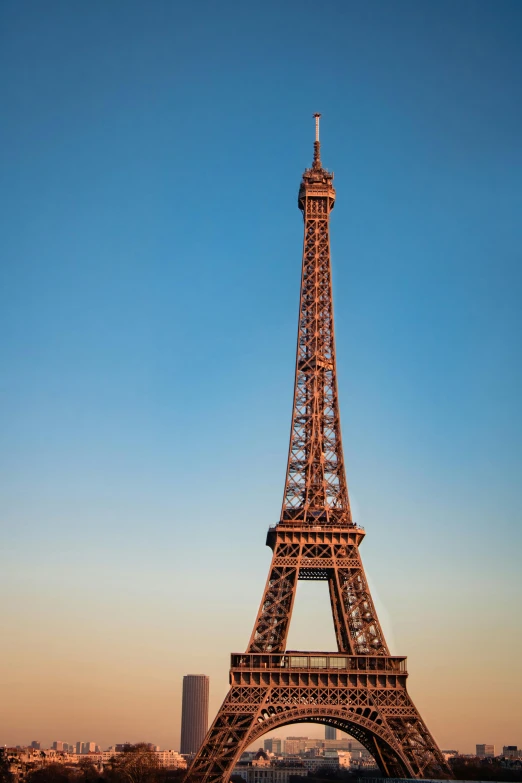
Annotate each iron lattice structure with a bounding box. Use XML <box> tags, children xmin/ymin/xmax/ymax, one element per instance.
<box><xmin>185</xmin><ymin>117</ymin><xmax>450</xmax><ymax>782</ymax></box>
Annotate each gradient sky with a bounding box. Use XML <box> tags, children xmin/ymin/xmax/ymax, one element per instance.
<box><xmin>1</xmin><ymin>0</ymin><xmax>521</xmax><ymax>755</ymax></box>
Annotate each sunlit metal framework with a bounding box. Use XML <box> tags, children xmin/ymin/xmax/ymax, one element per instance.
<box><xmin>184</xmin><ymin>117</ymin><xmax>449</xmax><ymax>782</ymax></box>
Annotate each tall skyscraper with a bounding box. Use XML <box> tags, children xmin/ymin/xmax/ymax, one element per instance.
<box><xmin>325</xmin><ymin>726</ymin><xmax>337</xmax><ymax>740</ymax></box>
<box><xmin>477</xmin><ymin>744</ymin><xmax>495</xmax><ymax>757</ymax></box>
<box><xmin>180</xmin><ymin>674</ymin><xmax>209</xmax><ymax>755</ymax></box>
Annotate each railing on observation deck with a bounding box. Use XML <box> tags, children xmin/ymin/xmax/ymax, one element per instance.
<box><xmin>230</xmin><ymin>653</ymin><xmax>407</xmax><ymax>673</ymax></box>
<box><xmin>268</xmin><ymin>523</ymin><xmax>366</xmax><ymax>532</ymax></box>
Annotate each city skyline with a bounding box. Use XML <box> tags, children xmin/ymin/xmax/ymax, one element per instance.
<box><xmin>6</xmin><ymin>734</ymin><xmax>520</xmax><ymax>757</ymax></box>
<box><xmin>1</xmin><ymin>0</ymin><xmax>521</xmax><ymax>756</ymax></box>
<box><xmin>5</xmin><ymin>736</ymin><xmax>521</xmax><ymax>783</ymax></box>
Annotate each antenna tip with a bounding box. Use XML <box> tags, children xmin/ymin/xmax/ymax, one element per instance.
<box><xmin>313</xmin><ymin>113</ymin><xmax>321</xmax><ymax>147</ymax></box>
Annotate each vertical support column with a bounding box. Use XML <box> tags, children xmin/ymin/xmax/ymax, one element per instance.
<box><xmin>247</xmin><ymin>548</ymin><xmax>300</xmax><ymax>653</ymax></box>
<box><xmin>281</xmin><ymin>192</ymin><xmax>350</xmax><ymax>526</ymax></box>
<box><xmin>328</xmin><ymin>569</ymin><xmax>354</xmax><ymax>653</ymax></box>
<box><xmin>328</xmin><ymin>547</ymin><xmax>389</xmax><ymax>655</ymax></box>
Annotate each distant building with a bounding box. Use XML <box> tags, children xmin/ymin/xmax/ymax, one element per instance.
<box><xmin>476</xmin><ymin>744</ymin><xmax>495</xmax><ymax>758</ymax></box>
<box><xmin>251</xmin><ymin>750</ymin><xmax>270</xmax><ymax>767</ymax></box>
<box><xmin>233</xmin><ymin>762</ymin><xmax>305</xmax><ymax>782</ymax></box>
<box><xmin>350</xmin><ymin>755</ymin><xmax>380</xmax><ymax>771</ymax></box>
<box><xmin>82</xmin><ymin>742</ymin><xmax>96</xmax><ymax>754</ymax></box>
<box><xmin>280</xmin><ymin>736</ymin><xmax>363</xmax><ymax>757</ymax></box>
<box><xmin>325</xmin><ymin>726</ymin><xmax>337</xmax><ymax>740</ymax></box>
<box><xmin>5</xmin><ymin>748</ymin><xmax>78</xmax><ymax>777</ymax></box>
<box><xmin>75</xmin><ymin>742</ymin><xmax>82</xmax><ymax>755</ymax></box>
<box><xmin>283</xmin><ymin>737</ymin><xmax>308</xmax><ymax>755</ymax></box>
<box><xmin>303</xmin><ymin>747</ymin><xmax>322</xmax><ymax>758</ymax></box>
<box><xmin>324</xmin><ymin>738</ymin><xmax>353</xmax><ymax>752</ymax></box>
<box><xmin>31</xmin><ymin>742</ymin><xmax>40</xmax><ymax>750</ymax></box>
<box><xmin>154</xmin><ymin>750</ymin><xmax>186</xmax><ymax>769</ymax></box>
<box><xmin>52</xmin><ymin>742</ymin><xmax>64</xmax><ymax>751</ymax></box>
<box><xmin>180</xmin><ymin>674</ymin><xmax>209</xmax><ymax>755</ymax></box>
<box><xmin>87</xmin><ymin>749</ymin><xmax>185</xmax><ymax>769</ymax></box>
<box><xmin>338</xmin><ymin>751</ymin><xmax>351</xmax><ymax>768</ymax></box>
<box><xmin>441</xmin><ymin>750</ymin><xmax>459</xmax><ymax>761</ymax></box>
<box><xmin>2</xmin><ymin>747</ymin><xmax>186</xmax><ymax>776</ymax></box>
<box><xmin>303</xmin><ymin>750</ymin><xmax>341</xmax><ymax>774</ymax></box>
<box><xmin>503</xmin><ymin>746</ymin><xmax>519</xmax><ymax>759</ymax></box>
<box><xmin>263</xmin><ymin>738</ymin><xmax>282</xmax><ymax>755</ymax></box>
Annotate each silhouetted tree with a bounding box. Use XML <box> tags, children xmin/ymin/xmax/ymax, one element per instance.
<box><xmin>104</xmin><ymin>744</ymin><xmax>161</xmax><ymax>783</ymax></box>
<box><xmin>0</xmin><ymin>751</ymin><xmax>13</xmax><ymax>783</ymax></box>
<box><xmin>25</xmin><ymin>765</ymin><xmax>74</xmax><ymax>783</ymax></box>
<box><xmin>451</xmin><ymin>758</ymin><xmax>522</xmax><ymax>782</ymax></box>
<box><xmin>162</xmin><ymin>772</ymin><xmax>184</xmax><ymax>783</ymax></box>
<box><xmin>78</xmin><ymin>759</ymin><xmax>102</xmax><ymax>782</ymax></box>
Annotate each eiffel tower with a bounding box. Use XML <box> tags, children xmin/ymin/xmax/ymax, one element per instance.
<box><xmin>185</xmin><ymin>116</ymin><xmax>450</xmax><ymax>782</ymax></box>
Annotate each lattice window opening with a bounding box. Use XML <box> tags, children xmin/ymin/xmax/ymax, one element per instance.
<box><xmin>288</xmin><ymin>449</ymin><xmax>306</xmax><ymax>461</ymax></box>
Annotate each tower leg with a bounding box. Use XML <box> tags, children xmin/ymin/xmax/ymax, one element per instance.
<box><xmin>328</xmin><ymin>545</ymin><xmax>390</xmax><ymax>655</ymax></box>
<box><xmin>247</xmin><ymin>561</ymin><xmax>298</xmax><ymax>653</ymax></box>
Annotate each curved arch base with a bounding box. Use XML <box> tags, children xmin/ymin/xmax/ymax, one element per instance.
<box><xmin>247</xmin><ymin>708</ymin><xmax>412</xmax><ymax>779</ymax></box>
<box><xmin>185</xmin><ymin>672</ymin><xmax>450</xmax><ymax>783</ymax></box>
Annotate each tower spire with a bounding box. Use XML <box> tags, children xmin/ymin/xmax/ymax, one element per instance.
<box><xmin>313</xmin><ymin>112</ymin><xmax>321</xmax><ymax>168</ymax></box>
<box><xmin>285</xmin><ymin>114</ymin><xmax>347</xmax><ymax>526</ymax></box>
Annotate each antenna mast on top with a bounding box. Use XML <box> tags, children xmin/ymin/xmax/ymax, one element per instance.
<box><xmin>313</xmin><ymin>112</ymin><xmax>322</xmax><ymax>168</ymax></box>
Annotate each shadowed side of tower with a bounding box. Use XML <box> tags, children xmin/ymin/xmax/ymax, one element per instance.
<box><xmin>183</xmin><ymin>117</ymin><xmax>450</xmax><ymax>783</ymax></box>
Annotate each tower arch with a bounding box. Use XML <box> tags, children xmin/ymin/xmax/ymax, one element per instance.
<box><xmin>245</xmin><ymin>707</ymin><xmax>413</xmax><ymax>779</ymax></box>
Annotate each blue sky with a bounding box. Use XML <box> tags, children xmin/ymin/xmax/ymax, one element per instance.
<box><xmin>1</xmin><ymin>0</ymin><xmax>521</xmax><ymax>752</ymax></box>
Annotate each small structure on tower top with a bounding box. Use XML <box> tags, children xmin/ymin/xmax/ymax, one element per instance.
<box><xmin>313</xmin><ymin>112</ymin><xmax>321</xmax><ymax>168</ymax></box>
